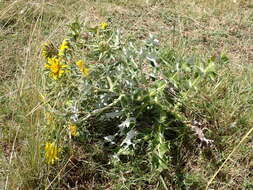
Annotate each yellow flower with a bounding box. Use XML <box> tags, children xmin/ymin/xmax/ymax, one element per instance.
<box><xmin>58</xmin><ymin>39</ymin><xmax>70</xmax><ymax>57</ymax></box>
<box><xmin>76</xmin><ymin>60</ymin><xmax>89</xmax><ymax>77</ymax></box>
<box><xmin>100</xmin><ymin>22</ymin><xmax>108</xmax><ymax>30</ymax></box>
<box><xmin>68</xmin><ymin>124</ymin><xmax>78</xmax><ymax>136</ymax></box>
<box><xmin>45</xmin><ymin>142</ymin><xmax>60</xmax><ymax>165</ymax></box>
<box><xmin>45</xmin><ymin>57</ymin><xmax>67</xmax><ymax>80</ymax></box>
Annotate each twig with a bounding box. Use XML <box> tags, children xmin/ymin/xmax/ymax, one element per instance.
<box><xmin>160</xmin><ymin>175</ymin><xmax>169</xmax><ymax>190</ymax></box>
<box><xmin>205</xmin><ymin>126</ymin><xmax>253</xmax><ymax>190</ymax></box>
<box><xmin>45</xmin><ymin>156</ymin><xmax>72</xmax><ymax>190</ymax></box>
<box><xmin>4</xmin><ymin>125</ymin><xmax>20</xmax><ymax>190</ymax></box>
<box><xmin>0</xmin><ymin>85</ymin><xmax>34</xmax><ymax>100</ymax></box>
<box><xmin>26</xmin><ymin>98</ymin><xmax>51</xmax><ymax>117</ymax></box>
<box><xmin>106</xmin><ymin>76</ymin><xmax>114</xmax><ymax>91</ymax></box>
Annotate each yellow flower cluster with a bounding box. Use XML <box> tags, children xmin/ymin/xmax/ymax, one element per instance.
<box><xmin>45</xmin><ymin>57</ymin><xmax>67</xmax><ymax>80</ymax></box>
<box><xmin>58</xmin><ymin>39</ymin><xmax>70</xmax><ymax>57</ymax></box>
<box><xmin>100</xmin><ymin>22</ymin><xmax>108</xmax><ymax>30</ymax></box>
<box><xmin>45</xmin><ymin>142</ymin><xmax>60</xmax><ymax>165</ymax></box>
<box><xmin>76</xmin><ymin>60</ymin><xmax>89</xmax><ymax>77</ymax></box>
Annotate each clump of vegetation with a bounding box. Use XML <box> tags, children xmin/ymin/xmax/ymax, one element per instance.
<box><xmin>40</xmin><ymin>20</ymin><xmax>226</xmax><ymax>189</ymax></box>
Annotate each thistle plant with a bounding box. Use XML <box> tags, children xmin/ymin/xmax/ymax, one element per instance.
<box><xmin>41</xmin><ymin>20</ymin><xmax>219</xmax><ymax>187</ymax></box>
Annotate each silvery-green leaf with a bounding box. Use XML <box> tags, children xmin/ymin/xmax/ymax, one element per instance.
<box><xmin>118</xmin><ymin>117</ymin><xmax>135</xmax><ymax>135</ymax></box>
<box><xmin>104</xmin><ymin>135</ymin><xmax>116</xmax><ymax>144</ymax></box>
<box><xmin>120</xmin><ymin>129</ymin><xmax>138</xmax><ymax>148</ymax></box>
<box><xmin>147</xmin><ymin>55</ymin><xmax>158</xmax><ymax>67</ymax></box>
<box><xmin>105</xmin><ymin>111</ymin><xmax>122</xmax><ymax>118</ymax></box>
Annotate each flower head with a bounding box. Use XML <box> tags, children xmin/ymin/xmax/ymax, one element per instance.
<box><xmin>45</xmin><ymin>57</ymin><xmax>68</xmax><ymax>80</ymax></box>
<box><xmin>76</xmin><ymin>60</ymin><xmax>89</xmax><ymax>77</ymax></box>
<box><xmin>41</xmin><ymin>41</ymin><xmax>57</xmax><ymax>59</ymax></box>
<box><xmin>58</xmin><ymin>39</ymin><xmax>70</xmax><ymax>57</ymax></box>
<box><xmin>45</xmin><ymin>142</ymin><xmax>60</xmax><ymax>165</ymax></box>
<box><xmin>100</xmin><ymin>22</ymin><xmax>108</xmax><ymax>30</ymax></box>
<box><xmin>68</xmin><ymin>124</ymin><xmax>78</xmax><ymax>136</ymax></box>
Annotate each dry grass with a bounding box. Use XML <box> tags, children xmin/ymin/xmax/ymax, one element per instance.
<box><xmin>0</xmin><ymin>0</ymin><xmax>252</xmax><ymax>189</ymax></box>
